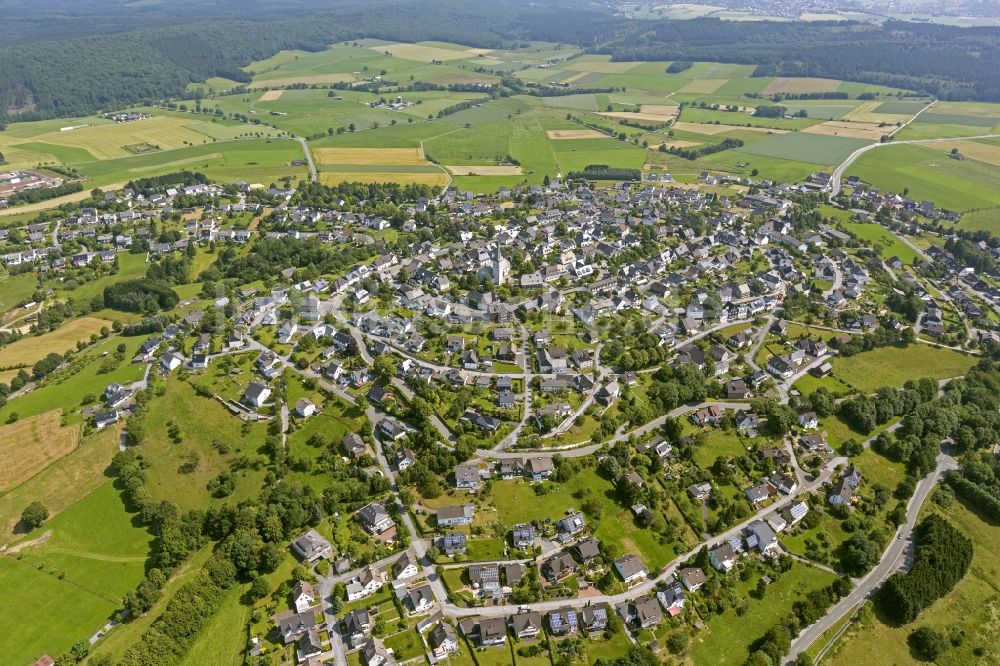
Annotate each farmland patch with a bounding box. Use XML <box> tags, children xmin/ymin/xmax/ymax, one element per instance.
<box><xmin>0</xmin><ymin>410</ymin><xmax>79</xmax><ymax>492</ymax></box>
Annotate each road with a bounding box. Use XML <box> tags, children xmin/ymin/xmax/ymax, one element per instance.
<box><xmin>784</xmin><ymin>450</ymin><xmax>957</xmax><ymax>663</ymax></box>
<box><xmin>296</xmin><ymin>137</ymin><xmax>317</xmax><ymax>182</ymax></box>
<box><xmin>829</xmin><ymin>132</ymin><xmax>1000</xmax><ymax>197</ymax></box>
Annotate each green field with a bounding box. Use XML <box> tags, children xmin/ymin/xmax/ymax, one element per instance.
<box><xmin>0</xmin><ymin>272</ymin><xmax>38</xmax><ymax>314</ymax></box>
<box><xmin>873</xmin><ymin>100</ymin><xmax>929</xmax><ymax>115</ymax></box>
<box><xmin>849</xmin><ymin>143</ymin><xmax>1000</xmax><ymax>211</ymax></box>
<box><xmin>842</xmin><ymin>222</ymin><xmax>919</xmax><ymax>264</ymax></box>
<box><xmin>0</xmin><ymin>482</ymin><xmax>151</xmax><ymax>665</ymax></box>
<box><xmin>957</xmin><ymin>207</ymin><xmax>1000</xmax><ymax>233</ymax></box>
<box><xmin>137</xmin><ymin>377</ymin><xmax>269</xmax><ymax>510</ymax></box>
<box><xmin>0</xmin><ymin>334</ymin><xmax>146</xmax><ymax>424</ymax></box>
<box><xmin>737</xmin><ymin>132</ymin><xmax>870</xmax><ymax>165</ymax></box>
<box><xmin>829</xmin><ymin>344</ymin><xmax>976</xmax><ymax>393</ymax></box>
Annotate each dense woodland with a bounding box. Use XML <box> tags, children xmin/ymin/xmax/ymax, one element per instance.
<box><xmin>5</xmin><ymin>2</ymin><xmax>1000</xmax><ymax>124</ymax></box>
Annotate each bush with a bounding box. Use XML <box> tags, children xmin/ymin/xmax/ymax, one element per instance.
<box><xmin>909</xmin><ymin>626</ymin><xmax>948</xmax><ymax>660</ymax></box>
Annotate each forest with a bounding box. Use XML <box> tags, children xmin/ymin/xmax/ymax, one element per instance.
<box><xmin>6</xmin><ymin>3</ymin><xmax>1000</xmax><ymax>124</ymax></box>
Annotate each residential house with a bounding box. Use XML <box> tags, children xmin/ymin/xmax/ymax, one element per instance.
<box><xmin>291</xmin><ymin>529</ymin><xmax>332</xmax><ymax>562</ymax></box>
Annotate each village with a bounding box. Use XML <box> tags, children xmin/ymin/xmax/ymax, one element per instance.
<box><xmin>0</xmin><ymin>168</ymin><xmax>993</xmax><ymax>666</ymax></box>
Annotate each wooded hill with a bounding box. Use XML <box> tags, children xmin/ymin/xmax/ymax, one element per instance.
<box><xmin>4</xmin><ymin>2</ymin><xmax>1000</xmax><ymax>125</ymax></box>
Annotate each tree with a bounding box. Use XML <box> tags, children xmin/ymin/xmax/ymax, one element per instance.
<box><xmin>909</xmin><ymin>626</ymin><xmax>948</xmax><ymax>661</ymax></box>
<box><xmin>21</xmin><ymin>501</ymin><xmax>49</xmax><ymax>529</ymax></box>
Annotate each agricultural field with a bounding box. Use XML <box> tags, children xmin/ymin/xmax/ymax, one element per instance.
<box><xmin>737</xmin><ymin>132</ymin><xmax>870</xmax><ymax>166</ymax></box>
<box><xmin>848</xmin><ymin>143</ymin><xmax>1000</xmax><ymax>211</ymax></box>
<box><xmin>0</xmin><ymin>409</ymin><xmax>80</xmax><ymax>492</ymax></box>
<box><xmin>0</xmin><ymin>316</ymin><xmax>111</xmax><ymax>368</ymax></box>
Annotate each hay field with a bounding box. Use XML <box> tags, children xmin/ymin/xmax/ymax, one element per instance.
<box><xmin>803</xmin><ymin>121</ymin><xmax>887</xmax><ymax>141</ymax></box>
<box><xmin>24</xmin><ymin>117</ymin><xmax>217</xmax><ymax>161</ymax></box>
<box><xmin>445</xmin><ymin>165</ymin><xmax>523</xmax><ymax>175</ymax></box>
<box><xmin>843</xmin><ymin>101</ymin><xmax>911</xmax><ymax>124</ymax></box>
<box><xmin>319</xmin><ymin>171</ymin><xmax>448</xmax><ymax>187</ymax></box>
<box><xmin>258</xmin><ymin>90</ymin><xmax>283</xmax><ymax>101</ymax></box>
<box><xmin>762</xmin><ymin>77</ymin><xmax>843</xmax><ymax>95</ymax></box>
<box><xmin>679</xmin><ymin>78</ymin><xmax>729</xmax><ymax>94</ymax></box>
<box><xmin>673</xmin><ymin>121</ymin><xmax>787</xmax><ymax>135</ymax></box>
<box><xmin>546</xmin><ymin>129</ymin><xmax>607</xmax><ymax>139</ymax></box>
<box><xmin>313</xmin><ymin>147</ymin><xmax>426</xmax><ymax>165</ymax></box>
<box><xmin>0</xmin><ymin>317</ymin><xmax>111</xmax><ymax>368</ymax></box>
<box><xmin>924</xmin><ymin>139</ymin><xmax>1000</xmax><ymax>166</ymax></box>
<box><xmin>371</xmin><ymin>42</ymin><xmax>481</xmax><ymax>62</ymax></box>
<box><xmin>0</xmin><ymin>411</ymin><xmax>80</xmax><ymax>492</ymax></box>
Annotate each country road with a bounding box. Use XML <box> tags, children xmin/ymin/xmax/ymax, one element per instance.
<box><xmin>784</xmin><ymin>450</ymin><xmax>958</xmax><ymax>663</ymax></box>
<box><xmin>296</xmin><ymin>137</ymin><xmax>317</xmax><ymax>182</ymax></box>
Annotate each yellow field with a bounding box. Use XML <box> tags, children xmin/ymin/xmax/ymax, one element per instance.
<box><xmin>802</xmin><ymin>121</ymin><xmax>888</xmax><ymax>141</ymax></box>
<box><xmin>126</xmin><ymin>153</ymin><xmax>224</xmax><ymax>174</ymax></box>
<box><xmin>546</xmin><ymin>129</ymin><xmax>608</xmax><ymax>139</ymax></box>
<box><xmin>932</xmin><ymin>102</ymin><xmax>1000</xmax><ymax>118</ymax></box>
<box><xmin>0</xmin><ymin>410</ymin><xmax>80</xmax><ymax>492</ymax></box>
<box><xmin>313</xmin><ymin>147</ymin><xmax>426</xmax><ymax>165</ymax></box>
<box><xmin>843</xmin><ymin>101</ymin><xmax>911</xmax><ymax>124</ymax></box>
<box><xmin>600</xmin><ymin>110</ymin><xmax>677</xmax><ymax>123</ymax></box>
<box><xmin>762</xmin><ymin>77</ymin><xmax>843</xmax><ymax>95</ymax></box>
<box><xmin>258</xmin><ymin>90</ymin><xmax>283</xmax><ymax>101</ymax></box>
<box><xmin>250</xmin><ymin>73</ymin><xmax>356</xmax><ymax>88</ymax></box>
<box><xmin>0</xmin><ymin>182</ymin><xmax>128</xmax><ymax>216</ymax></box>
<box><xmin>679</xmin><ymin>78</ymin><xmax>729</xmax><ymax>94</ymax></box>
<box><xmin>319</xmin><ymin>171</ymin><xmax>449</xmax><ymax>187</ymax></box>
<box><xmin>370</xmin><ymin>42</ymin><xmax>481</xmax><ymax>62</ymax></box>
<box><xmin>924</xmin><ymin>139</ymin><xmax>1000</xmax><ymax>166</ymax></box>
<box><xmin>25</xmin><ymin>117</ymin><xmax>219</xmax><ymax>161</ymax></box>
<box><xmin>445</xmin><ymin>165</ymin><xmax>523</xmax><ymax>175</ymax></box>
<box><xmin>0</xmin><ymin>316</ymin><xmax>112</xmax><ymax>368</ymax></box>
<box><xmin>672</xmin><ymin>121</ymin><xmax>787</xmax><ymax>135</ymax></box>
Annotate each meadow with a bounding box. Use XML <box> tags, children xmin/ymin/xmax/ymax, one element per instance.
<box><xmin>0</xmin><ymin>481</ymin><xmax>150</xmax><ymax>665</ymax></box>
<box><xmin>842</xmin><ymin>222</ymin><xmax>920</xmax><ymax>264</ymax></box>
<box><xmin>690</xmin><ymin>560</ymin><xmax>838</xmax><ymax>666</ymax></box>
<box><xmin>828</xmin><ymin>344</ymin><xmax>975</xmax><ymax>393</ymax></box>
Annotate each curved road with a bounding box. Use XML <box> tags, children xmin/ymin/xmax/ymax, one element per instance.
<box><xmin>784</xmin><ymin>450</ymin><xmax>957</xmax><ymax>663</ymax></box>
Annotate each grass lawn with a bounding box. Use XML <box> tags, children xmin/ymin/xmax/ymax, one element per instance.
<box><xmin>690</xmin><ymin>561</ymin><xmax>838</xmax><ymax>665</ymax></box>
<box><xmin>692</xmin><ymin>428</ymin><xmax>750</xmax><ymax>468</ymax></box>
<box><xmin>825</xmin><ymin>500</ymin><xmax>1000</xmax><ymax>666</ymax></box>
<box><xmin>781</xmin><ymin>508</ymin><xmax>852</xmax><ymax>566</ymax></box>
<box><xmin>584</xmin><ymin>631</ymin><xmax>633</xmax><ymax>661</ymax></box>
<box><xmin>50</xmin><ymin>252</ymin><xmax>148</xmax><ymax>304</ymax></box>
<box><xmin>851</xmin><ymin>448</ymin><xmax>906</xmax><ymax>490</ymax></box>
<box><xmin>792</xmin><ymin>373</ymin><xmax>851</xmax><ymax>398</ymax></box>
<box><xmin>383</xmin><ymin>627</ymin><xmax>425</xmax><ymax>662</ymax></box>
<box><xmin>0</xmin><ymin>334</ymin><xmax>146</xmax><ymax>426</ymax></box>
<box><xmin>494</xmin><ymin>472</ymin><xmax>678</xmax><ymax>569</ymax></box>
<box><xmin>829</xmin><ymin>344</ymin><xmax>975</xmax><ymax>393</ymax></box>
